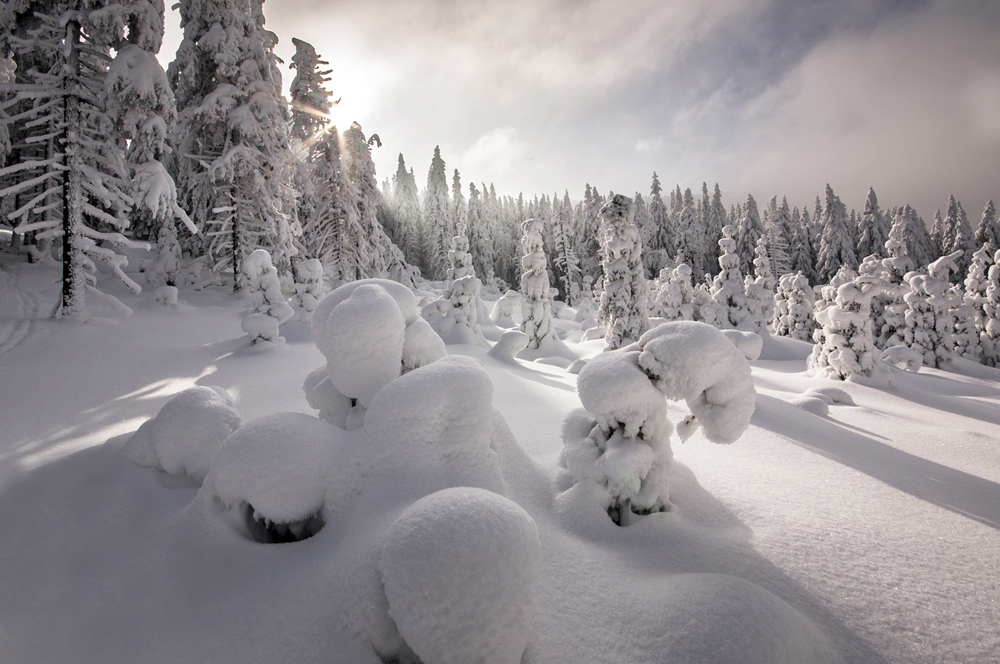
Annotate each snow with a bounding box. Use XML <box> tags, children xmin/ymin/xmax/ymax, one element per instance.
<box><xmin>380</xmin><ymin>487</ymin><xmax>541</xmax><ymax>664</ymax></box>
<box><xmin>2</xmin><ymin>251</ymin><xmax>1000</xmax><ymax>664</ymax></box>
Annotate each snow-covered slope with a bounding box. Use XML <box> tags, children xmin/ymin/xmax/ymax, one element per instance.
<box><xmin>0</xmin><ymin>252</ymin><xmax>998</xmax><ymax>664</ymax></box>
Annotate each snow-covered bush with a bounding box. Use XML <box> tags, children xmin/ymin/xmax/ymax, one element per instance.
<box><xmin>380</xmin><ymin>487</ymin><xmax>540</xmax><ymax>664</ymax></box>
<box><xmin>422</xmin><ymin>223</ymin><xmax>490</xmax><ymax>347</ymax></box>
<box><xmin>124</xmin><ymin>386</ymin><xmax>241</xmax><ymax>483</ymax></box>
<box><xmin>560</xmin><ymin>321</ymin><xmax>755</xmax><ymax>524</ymax></box>
<box><xmin>306</xmin><ymin>279</ymin><xmax>446</xmax><ymax>429</ymax></box>
<box><xmin>648</xmin><ymin>263</ymin><xmax>697</xmax><ymax>321</ymax></box>
<box><xmin>241</xmin><ymin>250</ymin><xmax>294</xmax><ymax>345</ymax></box>
<box><xmin>808</xmin><ymin>275</ymin><xmax>890</xmax><ymax>382</ymax></box>
<box><xmin>519</xmin><ymin>219</ymin><xmax>557</xmax><ymax>349</ymax></box>
<box><xmin>598</xmin><ymin>194</ymin><xmax>648</xmax><ymax>349</ymax></box>
<box><xmin>773</xmin><ymin>272</ymin><xmax>816</xmax><ymax>341</ymax></box>
<box><xmin>289</xmin><ymin>259</ymin><xmax>324</xmax><ymax>323</ymax></box>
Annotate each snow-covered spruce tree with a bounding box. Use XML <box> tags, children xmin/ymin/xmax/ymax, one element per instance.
<box><xmin>288</xmin><ymin>38</ymin><xmax>333</xmax><ymax>149</ymax></box>
<box><xmin>559</xmin><ymin>321</ymin><xmax>755</xmax><ymax>524</ymax></box>
<box><xmin>519</xmin><ymin>218</ymin><xmax>556</xmax><ymax>350</ymax></box>
<box><xmin>808</xmin><ymin>273</ymin><xmax>887</xmax><ymax>381</ymax></box>
<box><xmin>390</xmin><ymin>154</ymin><xmax>421</xmax><ymax>265</ymax></box>
<box><xmin>975</xmin><ymin>200</ymin><xmax>999</xmax><ymax>255</ymax></box>
<box><xmin>950</xmin><ymin>282</ymin><xmax>980</xmax><ymax>363</ymax></box>
<box><xmin>957</xmin><ymin>244</ymin><xmax>992</xmax><ymax>363</ymax></box>
<box><xmin>735</xmin><ymin>194</ymin><xmax>764</xmax><ymax>276</ymax></box>
<box><xmin>816</xmin><ymin>184</ymin><xmax>858</xmax><ymax>283</ymax></box>
<box><xmin>790</xmin><ymin>207</ymin><xmax>818</xmax><ymax>285</ymax></box>
<box><xmin>342</xmin><ymin>122</ymin><xmax>414</xmax><ymax>286</ymax></box>
<box><xmin>644</xmin><ymin>173</ymin><xmax>674</xmax><ymax>279</ymax></box>
<box><xmin>930</xmin><ymin>209</ymin><xmax>945</xmax><ymax>259</ymax></box>
<box><xmin>946</xmin><ymin>197</ymin><xmax>975</xmax><ymax>282</ymax></box>
<box><xmin>982</xmin><ymin>248</ymin><xmax>1000</xmax><ymax>367</ymax></box>
<box><xmin>901</xmin><ymin>251</ymin><xmax>963</xmax><ymax>368</ymax></box>
<box><xmin>676</xmin><ymin>187</ymin><xmax>706</xmax><ymax>278</ymax></box>
<box><xmin>577</xmin><ymin>184</ymin><xmax>604</xmax><ymax>281</ymax></box>
<box><xmin>765</xmin><ymin>196</ymin><xmax>793</xmax><ymax>277</ymax></box>
<box><xmin>648</xmin><ymin>263</ymin><xmax>696</xmax><ymax>321</ymax></box>
<box><xmin>876</xmin><ymin>214</ymin><xmax>915</xmax><ymax>349</ymax></box>
<box><xmin>169</xmin><ymin>0</ymin><xmax>297</xmax><ymax>289</ymax></box>
<box><xmin>773</xmin><ymin>272</ymin><xmax>816</xmax><ymax>341</ymax></box>
<box><xmin>422</xmin><ymin>145</ymin><xmax>451</xmax><ymax>279</ymax></box>
<box><xmin>421</xmin><ymin>221</ymin><xmax>489</xmax><ymax>347</ymax></box>
<box><xmin>701</xmin><ymin>224</ymin><xmax>750</xmax><ymax>330</ymax></box>
<box><xmin>241</xmin><ymin>249</ymin><xmax>294</xmax><ymax>344</ymax></box>
<box><xmin>289</xmin><ymin>258</ymin><xmax>323</xmax><ymax>323</ymax></box>
<box><xmin>0</xmin><ymin>1</ymin><xmax>178</xmax><ymax>317</ymax></box>
<box><xmin>746</xmin><ymin>234</ymin><xmax>775</xmax><ymax>332</ymax></box>
<box><xmin>857</xmin><ymin>187</ymin><xmax>889</xmax><ymax>262</ymax></box>
<box><xmin>598</xmin><ymin>193</ymin><xmax>649</xmax><ymax>350</ymax></box>
<box><xmin>899</xmin><ymin>204</ymin><xmax>934</xmax><ymax>268</ymax></box>
<box><xmin>551</xmin><ymin>190</ymin><xmax>581</xmax><ymax>304</ymax></box>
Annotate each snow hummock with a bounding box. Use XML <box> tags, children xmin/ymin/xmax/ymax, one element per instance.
<box><xmin>123</xmin><ymin>385</ymin><xmax>241</xmax><ymax>482</ymax></box>
<box><xmin>380</xmin><ymin>487</ymin><xmax>540</xmax><ymax>664</ymax></box>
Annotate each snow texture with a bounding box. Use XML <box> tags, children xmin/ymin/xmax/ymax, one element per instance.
<box><xmin>488</xmin><ymin>330</ymin><xmax>529</xmax><ymax>362</ymax></box>
<box><xmin>380</xmin><ymin>487</ymin><xmax>540</xmax><ymax>664</ymax></box>
<box><xmin>721</xmin><ymin>329</ymin><xmax>763</xmax><ymax>361</ymax></box>
<box><xmin>124</xmin><ymin>386</ymin><xmax>241</xmax><ymax>483</ymax></box>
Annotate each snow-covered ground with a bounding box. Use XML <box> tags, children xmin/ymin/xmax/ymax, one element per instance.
<box><xmin>1</xmin><ymin>250</ymin><xmax>998</xmax><ymax>664</ymax></box>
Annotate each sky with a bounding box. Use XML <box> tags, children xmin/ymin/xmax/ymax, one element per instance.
<box><xmin>160</xmin><ymin>0</ymin><xmax>1000</xmax><ymax>221</ymax></box>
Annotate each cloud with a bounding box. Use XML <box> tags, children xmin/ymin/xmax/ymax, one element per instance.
<box><xmin>456</xmin><ymin>127</ymin><xmax>525</xmax><ymax>182</ymax></box>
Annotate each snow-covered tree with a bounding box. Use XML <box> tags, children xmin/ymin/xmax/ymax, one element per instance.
<box><xmin>422</xmin><ymin>222</ymin><xmax>489</xmax><ymax>347</ymax></box>
<box><xmin>676</xmin><ymin>188</ymin><xmax>707</xmax><ymax>278</ymax></box>
<box><xmin>945</xmin><ymin>196</ymin><xmax>975</xmax><ymax>281</ymax></box>
<box><xmin>930</xmin><ymin>209</ymin><xmax>945</xmax><ymax>259</ymax></box>
<box><xmin>746</xmin><ymin>234</ymin><xmax>775</xmax><ymax>331</ymax></box>
<box><xmin>648</xmin><ymin>263</ymin><xmax>697</xmax><ymax>321</ymax></box>
<box><xmin>773</xmin><ymin>272</ymin><xmax>816</xmax><ymax>341</ymax></box>
<box><xmin>960</xmin><ymin>244</ymin><xmax>992</xmax><ymax>363</ymax></box>
<box><xmin>288</xmin><ymin>38</ymin><xmax>333</xmax><ymax>148</ymax></box>
<box><xmin>519</xmin><ymin>218</ymin><xmax>556</xmax><ymax>349</ymax></box>
<box><xmin>598</xmin><ymin>194</ymin><xmax>648</xmax><ymax>349</ymax></box>
<box><xmin>790</xmin><ymin>207</ymin><xmax>818</xmax><ymax>284</ymax></box>
<box><xmin>901</xmin><ymin>251</ymin><xmax>963</xmax><ymax>368</ymax></box>
<box><xmin>169</xmin><ymin>0</ymin><xmax>298</xmax><ymax>289</ymax></box>
<box><xmin>299</xmin><ymin>128</ymin><xmax>357</xmax><ymax>281</ymax></box>
<box><xmin>765</xmin><ymin>196</ymin><xmax>793</xmax><ymax>277</ymax></box>
<box><xmin>289</xmin><ymin>258</ymin><xmax>324</xmax><ymax>323</ymax></box>
<box><xmin>981</xmin><ymin>248</ymin><xmax>1000</xmax><ymax>367</ymax></box>
<box><xmin>702</xmin><ymin>225</ymin><xmax>750</xmax><ymax>330</ymax></box>
<box><xmin>390</xmin><ymin>155</ymin><xmax>421</xmax><ymax>265</ymax></box>
<box><xmin>422</xmin><ymin>145</ymin><xmax>451</xmax><ymax>279</ymax></box>
<box><xmin>975</xmin><ymin>200</ymin><xmax>999</xmax><ymax>254</ymax></box>
<box><xmin>736</xmin><ymin>194</ymin><xmax>764</xmax><ymax>275</ymax></box>
<box><xmin>242</xmin><ymin>249</ymin><xmax>294</xmax><ymax>344</ymax></box>
<box><xmin>856</xmin><ymin>187</ymin><xmax>889</xmax><ymax>261</ymax></box>
<box><xmin>644</xmin><ymin>173</ymin><xmax>674</xmax><ymax>278</ymax></box>
<box><xmin>816</xmin><ymin>184</ymin><xmax>858</xmax><ymax>283</ymax></box>
<box><xmin>808</xmin><ymin>273</ymin><xmax>887</xmax><ymax>381</ymax></box>
<box><xmin>551</xmin><ymin>190</ymin><xmax>581</xmax><ymax>304</ymax></box>
<box><xmin>578</xmin><ymin>184</ymin><xmax>603</xmax><ymax>280</ymax></box>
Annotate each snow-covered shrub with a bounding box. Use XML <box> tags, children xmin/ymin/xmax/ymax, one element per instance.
<box><xmin>241</xmin><ymin>249</ymin><xmax>294</xmax><ymax>345</ymax></box>
<box><xmin>598</xmin><ymin>194</ymin><xmax>649</xmax><ymax>349</ymax></box>
<box><xmin>808</xmin><ymin>275</ymin><xmax>890</xmax><ymax>382</ymax></box>
<box><xmin>380</xmin><ymin>487</ymin><xmax>540</xmax><ymax>664</ymax></box>
<box><xmin>773</xmin><ymin>272</ymin><xmax>816</xmax><ymax>341</ymax></box>
<box><xmin>519</xmin><ymin>219</ymin><xmax>557</xmax><ymax>349</ymax></box>
<box><xmin>306</xmin><ymin>279</ymin><xmax>446</xmax><ymax>429</ymax></box>
<box><xmin>490</xmin><ymin>290</ymin><xmax>522</xmax><ymax>328</ymax></box>
<box><xmin>702</xmin><ymin>225</ymin><xmax>751</xmax><ymax>330</ymax></box>
<box><xmin>422</xmin><ymin>223</ymin><xmax>490</xmax><ymax>348</ymax></box>
<box><xmin>289</xmin><ymin>259</ymin><xmax>324</xmax><ymax>323</ymax></box>
<box><xmin>560</xmin><ymin>321</ymin><xmax>755</xmax><ymax>524</ymax></box>
<box><xmin>123</xmin><ymin>386</ymin><xmax>241</xmax><ymax>483</ymax></box>
<box><xmin>901</xmin><ymin>251</ymin><xmax>962</xmax><ymax>368</ymax></box>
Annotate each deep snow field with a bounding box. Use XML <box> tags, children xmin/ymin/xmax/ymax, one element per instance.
<box><xmin>1</xmin><ymin>246</ymin><xmax>999</xmax><ymax>664</ymax></box>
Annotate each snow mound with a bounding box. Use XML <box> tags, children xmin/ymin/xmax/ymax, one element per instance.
<box><xmin>720</xmin><ymin>329</ymin><xmax>763</xmax><ymax>360</ymax></box>
<box><xmin>123</xmin><ymin>386</ymin><xmax>241</xmax><ymax>482</ymax></box>
<box><xmin>883</xmin><ymin>344</ymin><xmax>923</xmax><ymax>372</ymax></box>
<box><xmin>805</xmin><ymin>386</ymin><xmax>855</xmax><ymax>406</ymax></box>
<box><xmin>363</xmin><ymin>356</ymin><xmax>506</xmax><ymax>498</ymax></box>
<box><xmin>488</xmin><ymin>330</ymin><xmax>529</xmax><ymax>362</ymax></box>
<box><xmin>152</xmin><ymin>286</ymin><xmax>178</xmax><ymax>306</ymax></box>
<box><xmin>489</xmin><ymin>290</ymin><xmax>521</xmax><ymax>327</ymax></box>
<box><xmin>380</xmin><ymin>487</ymin><xmax>540</xmax><ymax>664</ymax></box>
<box><xmin>207</xmin><ymin>412</ymin><xmax>345</xmax><ymax>527</ymax></box>
<box><xmin>791</xmin><ymin>396</ymin><xmax>830</xmax><ymax>416</ymax></box>
<box><xmin>307</xmin><ymin>280</ymin><xmax>445</xmax><ymax>429</ymax></box>
<box><xmin>567</xmin><ymin>358</ymin><xmax>587</xmax><ymax>374</ymax></box>
<box><xmin>638</xmin><ymin>321</ymin><xmax>756</xmax><ymax>444</ymax></box>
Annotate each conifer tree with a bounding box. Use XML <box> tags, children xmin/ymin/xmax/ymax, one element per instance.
<box><xmin>981</xmin><ymin>247</ymin><xmax>1000</xmax><ymax>366</ymax></box>
<box><xmin>551</xmin><ymin>190</ymin><xmax>581</xmax><ymax>304</ymax></box>
<box><xmin>790</xmin><ymin>207</ymin><xmax>818</xmax><ymax>284</ymax></box>
<box><xmin>390</xmin><ymin>155</ymin><xmax>421</xmax><ymax>265</ymax></box>
<box><xmin>676</xmin><ymin>188</ymin><xmax>706</xmax><ymax>278</ymax></box>
<box><xmin>519</xmin><ymin>218</ymin><xmax>556</xmax><ymax>349</ymax></box>
<box><xmin>702</xmin><ymin>225</ymin><xmax>750</xmax><ymax>330</ymax></box>
<box><xmin>422</xmin><ymin>145</ymin><xmax>451</xmax><ymax>279</ymax></box>
<box><xmin>598</xmin><ymin>194</ymin><xmax>648</xmax><ymax>349</ymax></box>
<box><xmin>975</xmin><ymin>200</ymin><xmax>999</xmax><ymax>254</ymax></box>
<box><xmin>736</xmin><ymin>194</ymin><xmax>764</xmax><ymax>275</ymax></box>
<box><xmin>930</xmin><ymin>209</ymin><xmax>945</xmax><ymax>259</ymax></box>
<box><xmin>300</xmin><ymin>128</ymin><xmax>358</xmax><ymax>281</ymax></box>
<box><xmin>946</xmin><ymin>197</ymin><xmax>975</xmax><ymax>281</ymax></box>
<box><xmin>773</xmin><ymin>272</ymin><xmax>816</xmax><ymax>341</ymax></box>
<box><xmin>817</xmin><ymin>184</ymin><xmax>858</xmax><ymax>283</ymax></box>
<box><xmin>856</xmin><ymin>187</ymin><xmax>888</xmax><ymax>261</ymax></box>
<box><xmin>645</xmin><ymin>173</ymin><xmax>674</xmax><ymax>277</ymax></box>
<box><xmin>169</xmin><ymin>0</ymin><xmax>297</xmax><ymax>289</ymax></box>
<box><xmin>808</xmin><ymin>272</ymin><xmax>886</xmax><ymax>381</ymax></box>
<box><xmin>901</xmin><ymin>251</ymin><xmax>963</xmax><ymax>367</ymax></box>
<box><xmin>288</xmin><ymin>38</ymin><xmax>333</xmax><ymax>148</ymax></box>
<box><xmin>578</xmin><ymin>184</ymin><xmax>603</xmax><ymax>280</ymax></box>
